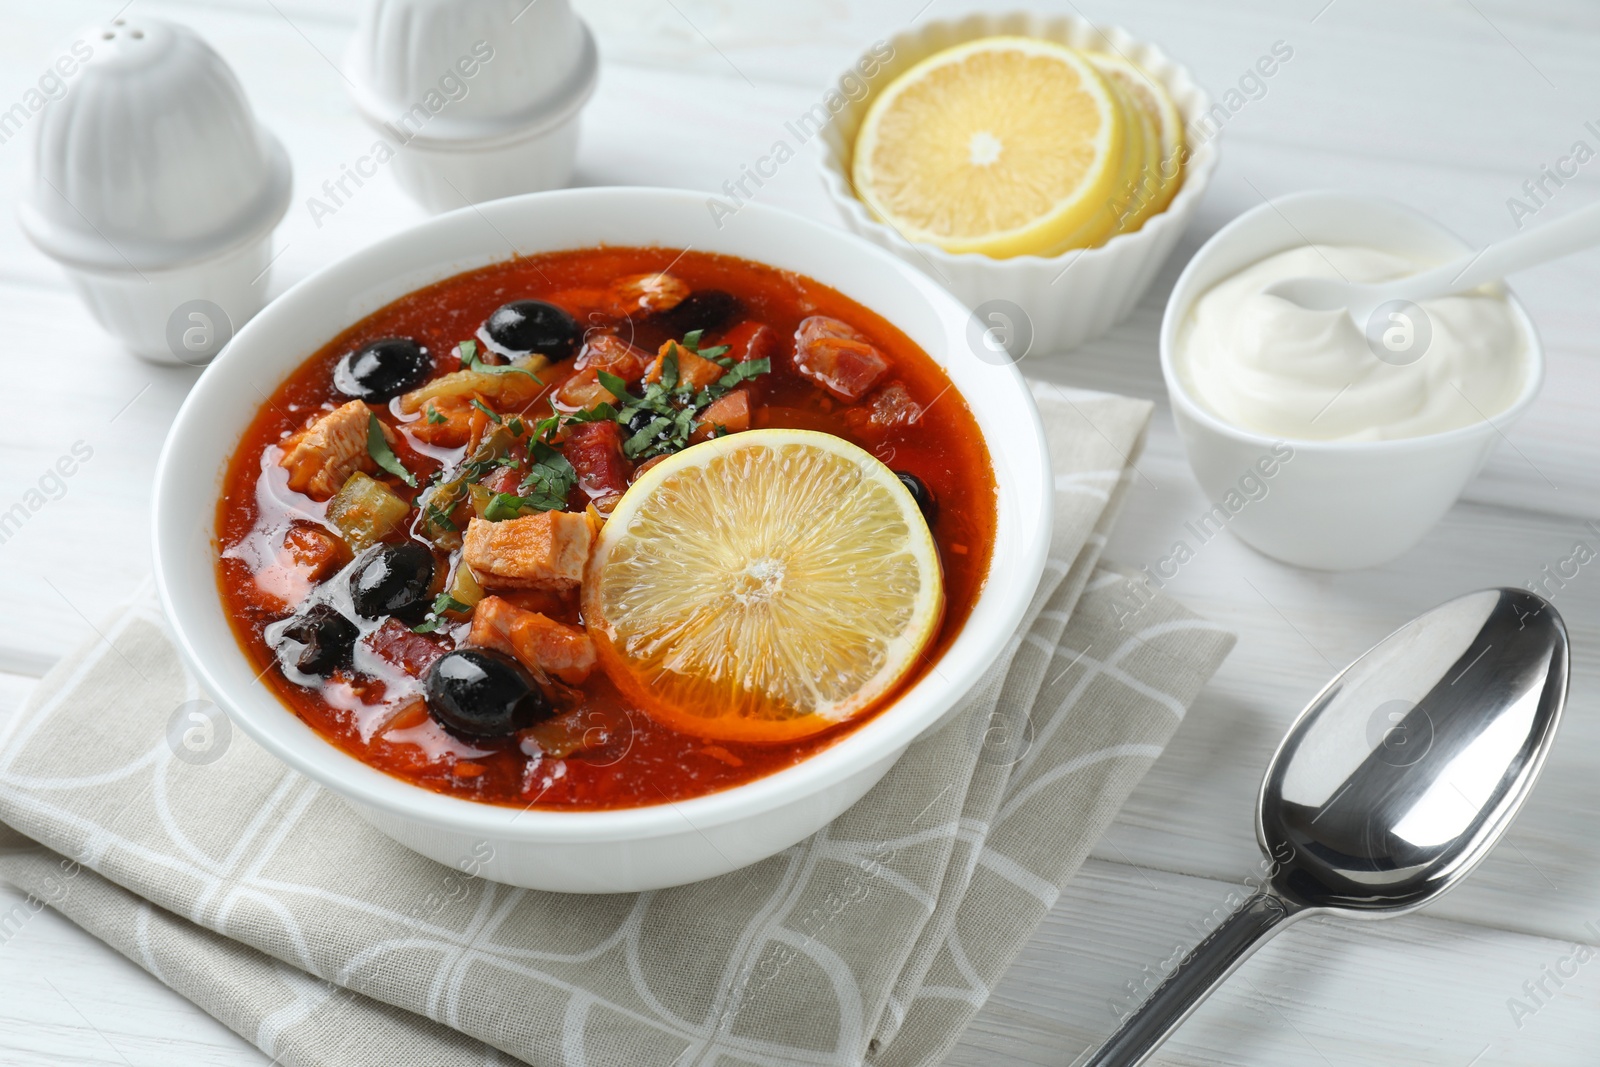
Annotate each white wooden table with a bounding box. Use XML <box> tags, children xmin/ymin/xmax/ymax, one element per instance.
<box><xmin>2</xmin><ymin>0</ymin><xmax>1597</xmax><ymax>1063</ymax></box>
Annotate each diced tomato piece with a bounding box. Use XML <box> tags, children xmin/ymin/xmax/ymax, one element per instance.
<box><xmin>718</xmin><ymin>321</ymin><xmax>781</xmax><ymax>364</ymax></box>
<box><xmin>468</xmin><ymin>596</ymin><xmax>596</xmax><ymax>685</ymax></box>
<box><xmin>574</xmin><ymin>333</ymin><xmax>649</xmax><ymax>377</ymax></box>
<box><xmin>691</xmin><ymin>388</ymin><xmax>751</xmax><ymax>443</ymax></box>
<box><xmin>365</xmin><ymin>618</ymin><xmax>449</xmax><ymax>677</ymax></box>
<box><xmin>563</xmin><ymin>420</ymin><xmax>632</xmax><ymax>512</ymax></box>
<box><xmin>793</xmin><ymin>315</ymin><xmax>889</xmax><ymax>402</ymax></box>
<box><xmin>481</xmin><ymin>466</ymin><xmax>522</xmax><ymax>495</ymax></box>
<box><xmin>645</xmin><ymin>341</ymin><xmax>723</xmax><ymax>390</ymax></box>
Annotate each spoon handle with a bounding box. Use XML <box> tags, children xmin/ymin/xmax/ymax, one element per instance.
<box><xmin>1397</xmin><ymin>199</ymin><xmax>1600</xmax><ymax>303</ymax></box>
<box><xmin>1081</xmin><ymin>890</ymin><xmax>1306</xmax><ymax>1067</ymax></box>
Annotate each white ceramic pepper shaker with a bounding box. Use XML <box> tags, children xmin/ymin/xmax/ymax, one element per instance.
<box><xmin>344</xmin><ymin>0</ymin><xmax>598</xmax><ymax>214</ymax></box>
<box><xmin>17</xmin><ymin>17</ymin><xmax>292</xmax><ymax>365</ymax></box>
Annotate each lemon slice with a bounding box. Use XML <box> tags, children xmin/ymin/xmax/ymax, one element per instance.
<box><xmin>851</xmin><ymin>36</ymin><xmax>1126</xmax><ymax>259</ymax></box>
<box><xmin>1076</xmin><ymin>53</ymin><xmax>1152</xmax><ymax>248</ymax></box>
<box><xmin>583</xmin><ymin>429</ymin><xmax>944</xmax><ymax>744</ymax></box>
<box><xmin>1093</xmin><ymin>52</ymin><xmax>1185</xmax><ymax>229</ymax></box>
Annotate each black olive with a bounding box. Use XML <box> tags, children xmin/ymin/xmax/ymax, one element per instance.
<box><xmin>425</xmin><ymin>649</ymin><xmax>554</xmax><ymax>741</ymax></box>
<box><xmin>895</xmin><ymin>471</ymin><xmax>938</xmax><ymax>523</ymax></box>
<box><xmin>479</xmin><ymin>300</ymin><xmax>581</xmax><ymax>361</ymax></box>
<box><xmin>278</xmin><ymin>603</ymin><xmax>359</xmax><ymax>676</ymax></box>
<box><xmin>349</xmin><ymin>542</ymin><xmax>435</xmax><ymax>620</ymax></box>
<box><xmin>648</xmin><ymin>289</ymin><xmax>744</xmax><ymax>339</ymax></box>
<box><xmin>624</xmin><ymin>408</ymin><xmax>658</xmax><ymax>435</ymax></box>
<box><xmin>333</xmin><ymin>337</ymin><xmax>430</xmax><ymax>402</ymax></box>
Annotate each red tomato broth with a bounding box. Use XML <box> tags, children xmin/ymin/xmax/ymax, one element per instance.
<box><xmin>216</xmin><ymin>247</ymin><xmax>997</xmax><ymax>810</ymax></box>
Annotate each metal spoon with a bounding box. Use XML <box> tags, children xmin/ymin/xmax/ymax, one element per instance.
<box><xmin>1263</xmin><ymin>198</ymin><xmax>1600</xmax><ymax>327</ymax></box>
<box><xmin>1083</xmin><ymin>587</ymin><xmax>1568</xmax><ymax>1067</ymax></box>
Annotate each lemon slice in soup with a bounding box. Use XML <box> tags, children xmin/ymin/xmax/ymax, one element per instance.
<box><xmin>583</xmin><ymin>429</ymin><xmax>944</xmax><ymax>743</ymax></box>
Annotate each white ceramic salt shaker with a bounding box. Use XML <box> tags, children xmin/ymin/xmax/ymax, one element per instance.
<box><xmin>17</xmin><ymin>17</ymin><xmax>292</xmax><ymax>365</ymax></box>
<box><xmin>345</xmin><ymin>0</ymin><xmax>598</xmax><ymax>213</ymax></box>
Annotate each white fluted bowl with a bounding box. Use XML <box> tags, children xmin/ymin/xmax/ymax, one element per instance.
<box><xmin>819</xmin><ymin>12</ymin><xmax>1218</xmax><ymax>357</ymax></box>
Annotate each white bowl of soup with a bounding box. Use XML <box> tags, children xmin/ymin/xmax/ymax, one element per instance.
<box><xmin>153</xmin><ymin>187</ymin><xmax>1052</xmax><ymax>892</ymax></box>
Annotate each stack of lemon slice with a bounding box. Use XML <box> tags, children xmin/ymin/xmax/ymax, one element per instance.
<box><xmin>851</xmin><ymin>36</ymin><xmax>1185</xmax><ymax>259</ymax></box>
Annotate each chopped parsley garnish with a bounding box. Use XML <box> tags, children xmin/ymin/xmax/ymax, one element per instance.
<box><xmin>593</xmin><ymin>337</ymin><xmax>773</xmax><ymax>461</ymax></box>
<box><xmin>518</xmin><ymin>441</ymin><xmax>577</xmax><ymax>511</ymax></box>
<box><xmin>412</xmin><ymin>593</ymin><xmax>472</xmax><ymax>634</ymax></box>
<box><xmin>424</xmin><ymin>405</ymin><xmax>448</xmax><ymax>425</ymax></box>
<box><xmin>365</xmin><ymin>413</ymin><xmax>416</xmax><ymax>487</ymax></box>
<box><xmin>470</xmin><ymin>398</ymin><xmax>502</xmax><ymax>424</ymax></box>
<box><xmin>713</xmin><ymin>357</ymin><xmax>770</xmax><ymax>393</ymax></box>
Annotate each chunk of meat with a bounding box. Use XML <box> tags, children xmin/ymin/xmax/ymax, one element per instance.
<box><xmin>718</xmin><ymin>320</ymin><xmax>781</xmax><ymax>365</ymax></box>
<box><xmin>280</xmin><ymin>400</ymin><xmax>391</xmax><ymax>500</ymax></box>
<box><xmin>553</xmin><ymin>367</ymin><xmax>624</xmax><ymax>412</ymax></box>
<box><xmin>793</xmin><ymin>316</ymin><xmax>890</xmax><ymax>402</ymax></box>
<box><xmin>564</xmin><ymin>420</ymin><xmax>631</xmax><ymax>513</ymax></box>
<box><xmin>462</xmin><ymin>511</ymin><xmax>591</xmax><ymax>592</ymax></box>
<box><xmin>690</xmin><ymin>388</ymin><xmax>751</xmax><ymax>443</ymax></box>
<box><xmin>409</xmin><ymin>397</ymin><xmax>476</xmax><ymax>447</ymax></box>
<box><xmin>631</xmin><ymin>454</ymin><xmax>669</xmax><ymax>482</ymax></box>
<box><xmin>645</xmin><ymin>341</ymin><xmax>724</xmax><ymax>390</ymax></box>
<box><xmin>365</xmin><ymin>618</ymin><xmax>449</xmax><ymax>677</ymax></box>
<box><xmin>574</xmin><ymin>333</ymin><xmax>649</xmax><ymax>376</ymax></box>
<box><xmin>282</xmin><ymin>523</ymin><xmax>351</xmax><ymax>583</ymax></box>
<box><xmin>608</xmin><ymin>273</ymin><xmax>688</xmax><ymax>317</ymax></box>
<box><xmin>843</xmin><ymin>380</ymin><xmax>924</xmax><ymax>435</ymax></box>
<box><xmin>467</xmin><ymin>596</ymin><xmax>596</xmax><ymax>685</ymax></box>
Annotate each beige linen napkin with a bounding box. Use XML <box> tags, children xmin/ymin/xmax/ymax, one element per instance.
<box><xmin>0</xmin><ymin>388</ymin><xmax>1233</xmax><ymax>1067</ymax></box>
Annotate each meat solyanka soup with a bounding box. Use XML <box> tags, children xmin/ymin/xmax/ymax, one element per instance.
<box><xmin>216</xmin><ymin>248</ymin><xmax>996</xmax><ymax>810</ymax></box>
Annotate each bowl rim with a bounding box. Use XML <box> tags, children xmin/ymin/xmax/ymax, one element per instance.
<box><xmin>152</xmin><ymin>186</ymin><xmax>1053</xmax><ymax>842</ymax></box>
<box><xmin>817</xmin><ymin>10</ymin><xmax>1221</xmax><ymax>272</ymax></box>
<box><xmin>1157</xmin><ymin>189</ymin><xmax>1546</xmax><ymax>453</ymax></box>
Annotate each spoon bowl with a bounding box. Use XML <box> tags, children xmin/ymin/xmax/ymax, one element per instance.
<box><xmin>1085</xmin><ymin>587</ymin><xmax>1568</xmax><ymax>1066</ymax></box>
<box><xmin>1261</xmin><ymin>587</ymin><xmax>1567</xmax><ymax>913</ymax></box>
<box><xmin>1263</xmin><ymin>197</ymin><xmax>1600</xmax><ymax>328</ymax></box>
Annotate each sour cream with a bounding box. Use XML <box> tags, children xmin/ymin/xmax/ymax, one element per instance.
<box><xmin>1175</xmin><ymin>245</ymin><xmax>1527</xmax><ymax>442</ymax></box>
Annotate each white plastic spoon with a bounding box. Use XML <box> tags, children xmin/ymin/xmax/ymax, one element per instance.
<box><xmin>1264</xmin><ymin>198</ymin><xmax>1600</xmax><ymax>324</ymax></box>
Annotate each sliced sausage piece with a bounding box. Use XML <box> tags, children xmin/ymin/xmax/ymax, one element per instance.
<box><xmin>718</xmin><ymin>320</ymin><xmax>781</xmax><ymax>364</ymax></box>
<box><xmin>793</xmin><ymin>316</ymin><xmax>889</xmax><ymax>403</ymax></box>
<box><xmin>564</xmin><ymin>420</ymin><xmax>632</xmax><ymax>513</ymax></box>
<box><xmin>462</xmin><ymin>511</ymin><xmax>591</xmax><ymax>592</ymax></box>
<box><xmin>365</xmin><ymin>618</ymin><xmax>449</xmax><ymax>677</ymax></box>
<box><xmin>280</xmin><ymin>400</ymin><xmax>389</xmax><ymax>500</ymax></box>
<box><xmin>467</xmin><ymin>595</ymin><xmax>596</xmax><ymax>685</ymax></box>
<box><xmin>844</xmin><ymin>380</ymin><xmax>925</xmax><ymax>434</ymax></box>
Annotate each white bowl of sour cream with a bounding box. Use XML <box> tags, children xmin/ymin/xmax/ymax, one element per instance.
<box><xmin>1160</xmin><ymin>190</ymin><xmax>1541</xmax><ymax>570</ymax></box>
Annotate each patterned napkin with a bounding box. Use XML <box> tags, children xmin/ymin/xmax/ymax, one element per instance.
<box><xmin>0</xmin><ymin>387</ymin><xmax>1233</xmax><ymax>1067</ymax></box>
